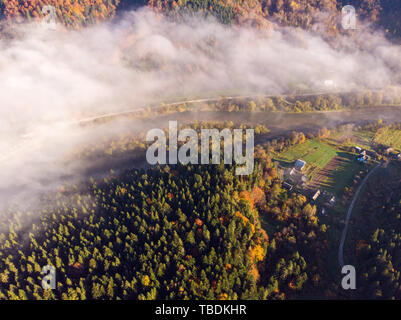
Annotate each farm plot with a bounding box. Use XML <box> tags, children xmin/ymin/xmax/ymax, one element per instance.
<box><xmin>308</xmin><ymin>152</ymin><xmax>365</xmax><ymax>197</ymax></box>
<box><xmin>308</xmin><ymin>156</ymin><xmax>343</xmax><ymax>190</ymax></box>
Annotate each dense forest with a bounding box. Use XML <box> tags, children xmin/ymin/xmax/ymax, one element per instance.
<box><xmin>1</xmin><ymin>116</ymin><xmax>401</xmax><ymax>299</ymax></box>
<box><xmin>348</xmin><ymin>162</ymin><xmax>401</xmax><ymax>299</ymax></box>
<box><xmin>0</xmin><ymin>121</ymin><xmax>336</xmax><ymax>299</ymax></box>
<box><xmin>0</xmin><ymin>0</ymin><xmax>121</xmax><ymax>28</ymax></box>
<box><xmin>1</xmin><ymin>0</ymin><xmax>401</xmax><ymax>38</ymax></box>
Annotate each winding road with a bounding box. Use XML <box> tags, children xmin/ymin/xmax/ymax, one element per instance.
<box><xmin>338</xmin><ymin>163</ymin><xmax>381</xmax><ymax>268</ymax></box>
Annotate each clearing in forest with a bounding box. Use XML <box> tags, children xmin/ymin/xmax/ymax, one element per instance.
<box><xmin>277</xmin><ymin>139</ymin><xmax>337</xmax><ymax>172</ymax></box>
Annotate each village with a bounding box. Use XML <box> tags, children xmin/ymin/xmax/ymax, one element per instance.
<box><xmin>275</xmin><ymin>132</ymin><xmax>401</xmax><ymax>218</ymax></box>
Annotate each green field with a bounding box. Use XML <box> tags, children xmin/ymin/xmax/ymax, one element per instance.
<box><xmin>276</xmin><ymin>139</ymin><xmax>338</xmax><ymax>170</ymax></box>
<box><xmin>374</xmin><ymin>128</ymin><xmax>401</xmax><ymax>151</ymax></box>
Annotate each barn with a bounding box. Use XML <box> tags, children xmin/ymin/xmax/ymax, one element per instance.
<box><xmin>294</xmin><ymin>159</ymin><xmax>306</xmax><ymax>171</ymax></box>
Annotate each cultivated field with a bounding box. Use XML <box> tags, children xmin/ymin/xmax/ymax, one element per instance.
<box><xmin>308</xmin><ymin>156</ymin><xmax>343</xmax><ymax>190</ymax></box>
<box><xmin>310</xmin><ymin>153</ymin><xmax>366</xmax><ymax>197</ymax></box>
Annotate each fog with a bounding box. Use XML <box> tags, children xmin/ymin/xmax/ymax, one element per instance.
<box><xmin>1</xmin><ymin>7</ymin><xmax>401</xmax><ymax>215</ymax></box>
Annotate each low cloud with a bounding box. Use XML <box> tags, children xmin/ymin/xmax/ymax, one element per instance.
<box><xmin>0</xmin><ymin>7</ymin><xmax>401</xmax><ymax>214</ymax></box>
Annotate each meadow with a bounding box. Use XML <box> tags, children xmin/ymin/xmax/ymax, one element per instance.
<box><xmin>276</xmin><ymin>139</ymin><xmax>338</xmax><ymax>170</ymax></box>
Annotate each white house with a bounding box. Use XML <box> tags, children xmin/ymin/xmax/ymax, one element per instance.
<box><xmin>294</xmin><ymin>159</ymin><xmax>306</xmax><ymax>171</ymax></box>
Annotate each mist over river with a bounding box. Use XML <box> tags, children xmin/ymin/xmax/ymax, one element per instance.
<box><xmin>1</xmin><ymin>105</ymin><xmax>400</xmax><ymax>211</ymax></box>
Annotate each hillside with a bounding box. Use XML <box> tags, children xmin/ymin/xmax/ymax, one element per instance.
<box><xmin>1</xmin><ymin>0</ymin><xmax>401</xmax><ymax>303</ymax></box>
<box><xmin>0</xmin><ymin>0</ymin><xmax>400</xmax><ymax>38</ymax></box>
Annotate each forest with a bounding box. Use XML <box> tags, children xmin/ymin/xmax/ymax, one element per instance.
<box><xmin>0</xmin><ymin>121</ymin><xmax>336</xmax><ymax>299</ymax></box>
<box><xmin>209</xmin><ymin>90</ymin><xmax>399</xmax><ymax>113</ymax></box>
<box><xmin>1</xmin><ymin>0</ymin><xmax>401</xmax><ymax>39</ymax></box>
<box><xmin>346</xmin><ymin>162</ymin><xmax>401</xmax><ymax>299</ymax></box>
<box><xmin>1</xmin><ymin>113</ymin><xmax>401</xmax><ymax>299</ymax></box>
<box><xmin>0</xmin><ymin>0</ymin><xmax>121</xmax><ymax>27</ymax></box>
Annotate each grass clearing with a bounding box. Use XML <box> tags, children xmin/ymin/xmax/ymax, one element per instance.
<box><xmin>276</xmin><ymin>139</ymin><xmax>338</xmax><ymax>170</ymax></box>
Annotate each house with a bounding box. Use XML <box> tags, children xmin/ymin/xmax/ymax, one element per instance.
<box><xmin>282</xmin><ymin>182</ymin><xmax>293</xmax><ymax>191</ymax></box>
<box><xmin>294</xmin><ymin>159</ymin><xmax>306</xmax><ymax>171</ymax></box>
<box><xmin>397</xmin><ymin>154</ymin><xmax>401</xmax><ymax>160</ymax></box>
<box><xmin>354</xmin><ymin>146</ymin><xmax>362</xmax><ymax>153</ymax></box>
<box><xmin>357</xmin><ymin>155</ymin><xmax>368</xmax><ymax>164</ymax></box>
<box><xmin>357</xmin><ymin>157</ymin><xmax>367</xmax><ymax>164</ymax></box>
<box><xmin>312</xmin><ymin>190</ymin><xmax>321</xmax><ymax>201</ymax></box>
<box><xmin>360</xmin><ymin>150</ymin><xmax>366</xmax><ymax>156</ymax></box>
